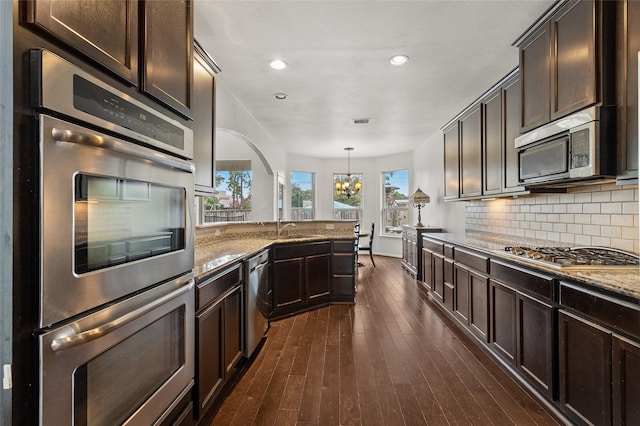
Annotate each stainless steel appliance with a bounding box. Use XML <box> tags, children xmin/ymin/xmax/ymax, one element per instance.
<box><xmin>502</xmin><ymin>246</ymin><xmax>639</xmax><ymax>271</ymax></box>
<box><xmin>244</xmin><ymin>250</ymin><xmax>270</xmax><ymax>357</ymax></box>
<box><xmin>33</xmin><ymin>49</ymin><xmax>195</xmax><ymax>425</ymax></box>
<box><xmin>515</xmin><ymin>105</ymin><xmax>616</xmax><ymax>186</ymax></box>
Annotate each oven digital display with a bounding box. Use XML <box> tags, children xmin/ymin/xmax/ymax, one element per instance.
<box><xmin>72</xmin><ymin>75</ymin><xmax>185</xmax><ymax>150</ymax></box>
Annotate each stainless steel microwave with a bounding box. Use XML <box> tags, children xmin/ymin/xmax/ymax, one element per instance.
<box><xmin>515</xmin><ymin>106</ymin><xmax>616</xmax><ymax>186</ymax></box>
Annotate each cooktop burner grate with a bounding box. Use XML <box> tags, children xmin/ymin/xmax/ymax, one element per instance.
<box><xmin>503</xmin><ymin>246</ymin><xmax>639</xmax><ymax>269</ymax></box>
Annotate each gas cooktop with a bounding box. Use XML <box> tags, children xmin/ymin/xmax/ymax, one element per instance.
<box><xmin>501</xmin><ymin>246</ymin><xmax>640</xmax><ymax>271</ymax></box>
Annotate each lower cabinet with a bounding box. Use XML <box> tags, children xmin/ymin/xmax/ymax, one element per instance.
<box><xmin>332</xmin><ymin>240</ymin><xmax>356</xmax><ymax>300</ymax></box>
<box><xmin>559</xmin><ymin>310</ymin><xmax>612</xmax><ymax>426</ymax></box>
<box><xmin>613</xmin><ymin>335</ymin><xmax>640</xmax><ymax>425</ymax></box>
<box><xmin>194</xmin><ymin>263</ymin><xmax>244</xmax><ymax>419</ymax></box>
<box><xmin>272</xmin><ymin>242</ymin><xmax>332</xmax><ymax>319</ymax></box>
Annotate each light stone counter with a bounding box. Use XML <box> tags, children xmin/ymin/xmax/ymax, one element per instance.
<box><xmin>423</xmin><ymin>232</ymin><xmax>640</xmax><ymax>301</ymax></box>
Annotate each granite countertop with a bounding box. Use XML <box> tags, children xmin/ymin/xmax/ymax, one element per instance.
<box><xmin>194</xmin><ymin>235</ymin><xmax>353</xmax><ymax>281</ymax></box>
<box><xmin>423</xmin><ymin>232</ymin><xmax>640</xmax><ymax>301</ymax></box>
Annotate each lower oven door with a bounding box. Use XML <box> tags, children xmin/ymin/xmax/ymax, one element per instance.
<box><xmin>39</xmin><ymin>274</ymin><xmax>195</xmax><ymax>426</ymax></box>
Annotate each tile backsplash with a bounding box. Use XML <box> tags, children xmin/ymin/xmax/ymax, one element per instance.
<box><xmin>465</xmin><ymin>183</ymin><xmax>639</xmax><ymax>253</ymax></box>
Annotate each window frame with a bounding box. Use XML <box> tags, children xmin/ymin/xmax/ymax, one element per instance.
<box><xmin>332</xmin><ymin>172</ymin><xmax>363</xmax><ymax>221</ymax></box>
<box><xmin>291</xmin><ymin>170</ymin><xmax>315</xmax><ymax>220</ymax></box>
<box><xmin>381</xmin><ymin>169</ymin><xmax>409</xmax><ymax>236</ymax></box>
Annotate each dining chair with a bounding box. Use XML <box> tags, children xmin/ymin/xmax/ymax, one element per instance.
<box><xmin>358</xmin><ymin>222</ymin><xmax>375</xmax><ymax>267</ymax></box>
<box><xmin>353</xmin><ymin>223</ymin><xmax>360</xmax><ymax>266</ymax></box>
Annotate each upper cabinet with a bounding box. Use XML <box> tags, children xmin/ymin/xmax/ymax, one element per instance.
<box><xmin>443</xmin><ymin>69</ymin><xmax>526</xmax><ymax>201</ymax></box>
<box><xmin>24</xmin><ymin>0</ymin><xmax>139</xmax><ymax>85</ymax></box>
<box><xmin>25</xmin><ymin>0</ymin><xmax>194</xmax><ymax>120</ymax></box>
<box><xmin>193</xmin><ymin>43</ymin><xmax>220</xmax><ymax>194</ymax></box>
<box><xmin>616</xmin><ymin>0</ymin><xmax>640</xmax><ymax>183</ymax></box>
<box><xmin>516</xmin><ymin>0</ymin><xmax>615</xmax><ymax>133</ymax></box>
<box><xmin>141</xmin><ymin>0</ymin><xmax>193</xmax><ymax>118</ymax></box>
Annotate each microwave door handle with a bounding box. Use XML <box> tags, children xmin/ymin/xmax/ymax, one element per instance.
<box><xmin>50</xmin><ymin>280</ymin><xmax>194</xmax><ymax>352</ymax></box>
<box><xmin>51</xmin><ymin>127</ymin><xmax>194</xmax><ymax>173</ymax></box>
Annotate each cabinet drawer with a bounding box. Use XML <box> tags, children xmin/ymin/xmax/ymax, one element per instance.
<box><xmin>274</xmin><ymin>242</ymin><xmax>331</xmax><ymax>260</ymax></box>
<box><xmin>455</xmin><ymin>247</ymin><xmax>489</xmax><ymax>274</ymax></box>
<box><xmin>333</xmin><ymin>253</ymin><xmax>354</xmax><ymax>275</ymax></box>
<box><xmin>560</xmin><ymin>282</ymin><xmax>640</xmax><ymax>340</ymax></box>
<box><xmin>333</xmin><ymin>240</ymin><xmax>355</xmax><ymax>253</ymax></box>
<box><xmin>490</xmin><ymin>260</ymin><xmax>555</xmax><ymax>302</ymax></box>
<box><xmin>422</xmin><ymin>238</ymin><xmax>443</xmax><ymax>254</ymax></box>
<box><xmin>196</xmin><ymin>263</ymin><xmax>242</xmax><ymax>311</ymax></box>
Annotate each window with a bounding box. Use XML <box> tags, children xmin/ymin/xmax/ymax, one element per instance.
<box><xmin>201</xmin><ymin>160</ymin><xmax>252</xmax><ymax>223</ymax></box>
<box><xmin>291</xmin><ymin>171</ymin><xmax>315</xmax><ymax>220</ymax></box>
<box><xmin>333</xmin><ymin>173</ymin><xmax>363</xmax><ymax>220</ymax></box>
<box><xmin>382</xmin><ymin>169</ymin><xmax>409</xmax><ymax>235</ymax></box>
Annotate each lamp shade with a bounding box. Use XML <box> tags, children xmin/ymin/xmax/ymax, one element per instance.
<box><xmin>409</xmin><ymin>187</ymin><xmax>430</xmax><ymax>205</ymax></box>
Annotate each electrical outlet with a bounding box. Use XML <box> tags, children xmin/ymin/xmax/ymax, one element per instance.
<box><xmin>215</xmin><ymin>229</ymin><xmax>221</xmax><ymax>237</ymax></box>
<box><xmin>325</xmin><ymin>224</ymin><xmax>334</xmax><ymax>230</ymax></box>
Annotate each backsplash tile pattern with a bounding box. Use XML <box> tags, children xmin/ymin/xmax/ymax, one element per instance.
<box><xmin>466</xmin><ymin>183</ymin><xmax>639</xmax><ymax>253</ymax></box>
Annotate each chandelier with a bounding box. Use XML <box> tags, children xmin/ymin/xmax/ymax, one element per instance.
<box><xmin>335</xmin><ymin>147</ymin><xmax>362</xmax><ymax>198</ymax></box>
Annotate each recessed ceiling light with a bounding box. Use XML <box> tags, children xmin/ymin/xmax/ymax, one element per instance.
<box><xmin>273</xmin><ymin>93</ymin><xmax>288</xmax><ymax>100</ymax></box>
<box><xmin>389</xmin><ymin>55</ymin><xmax>409</xmax><ymax>66</ymax></box>
<box><xmin>269</xmin><ymin>59</ymin><xmax>287</xmax><ymax>70</ymax></box>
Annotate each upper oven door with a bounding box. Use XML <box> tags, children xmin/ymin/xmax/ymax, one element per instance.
<box><xmin>519</xmin><ymin>134</ymin><xmax>570</xmax><ymax>184</ymax></box>
<box><xmin>39</xmin><ymin>114</ymin><xmax>195</xmax><ymax>328</ymax></box>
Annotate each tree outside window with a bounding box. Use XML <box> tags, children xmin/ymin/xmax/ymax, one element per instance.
<box><xmin>333</xmin><ymin>173</ymin><xmax>363</xmax><ymax>220</ymax></box>
<box><xmin>202</xmin><ymin>160</ymin><xmax>252</xmax><ymax>222</ymax></box>
<box><xmin>382</xmin><ymin>169</ymin><xmax>409</xmax><ymax>235</ymax></box>
<box><xmin>291</xmin><ymin>171</ymin><xmax>314</xmax><ymax>220</ymax></box>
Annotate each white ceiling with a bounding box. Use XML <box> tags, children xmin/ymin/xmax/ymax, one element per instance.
<box><xmin>194</xmin><ymin>0</ymin><xmax>554</xmax><ymax>159</ymax></box>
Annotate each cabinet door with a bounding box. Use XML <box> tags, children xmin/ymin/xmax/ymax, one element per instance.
<box><xmin>273</xmin><ymin>258</ymin><xmax>305</xmax><ymax>309</ymax></box>
<box><xmin>306</xmin><ymin>253</ymin><xmax>331</xmax><ymax>300</ymax></box>
<box><xmin>483</xmin><ymin>90</ymin><xmax>502</xmax><ymax>195</ymax></box>
<box><xmin>551</xmin><ymin>0</ymin><xmax>597</xmax><ymax>120</ymax></box>
<box><xmin>459</xmin><ymin>106</ymin><xmax>482</xmax><ymax>198</ymax></box>
<box><xmin>613</xmin><ymin>334</ymin><xmax>640</xmax><ymax>425</ymax></box>
<box><xmin>518</xmin><ymin>293</ymin><xmax>554</xmax><ymax>399</ymax></box>
<box><xmin>453</xmin><ymin>264</ymin><xmax>470</xmax><ymax>323</ymax></box>
<box><xmin>432</xmin><ymin>253</ymin><xmax>444</xmax><ymax>304</ymax></box>
<box><xmin>469</xmin><ymin>270</ymin><xmax>489</xmax><ymax>342</ymax></box>
<box><xmin>25</xmin><ymin>0</ymin><xmax>138</xmax><ymax>85</ymax></box>
<box><xmin>443</xmin><ymin>258</ymin><xmax>455</xmax><ymax>313</ymax></box>
<box><xmin>443</xmin><ymin>122</ymin><xmax>460</xmax><ymax>200</ymax></box>
<box><xmin>196</xmin><ymin>299</ymin><xmax>224</xmax><ymax>415</ymax></box>
<box><xmin>559</xmin><ymin>310</ymin><xmax>612</xmax><ymax>426</ymax></box>
<box><xmin>224</xmin><ymin>286</ymin><xmax>243</xmax><ymax>374</ymax></box>
<box><xmin>193</xmin><ymin>48</ymin><xmax>216</xmax><ymax>192</ymax></box>
<box><xmin>141</xmin><ymin>0</ymin><xmax>193</xmax><ymax>118</ymax></box>
<box><xmin>421</xmin><ymin>248</ymin><xmax>433</xmax><ymax>290</ymax></box>
<box><xmin>616</xmin><ymin>0</ymin><xmax>640</xmax><ymax>180</ymax></box>
<box><xmin>520</xmin><ymin>23</ymin><xmax>551</xmax><ymax>132</ymax></box>
<box><xmin>503</xmin><ymin>75</ymin><xmax>524</xmax><ymax>192</ymax></box>
<box><xmin>490</xmin><ymin>280</ymin><xmax>517</xmax><ymax>364</ymax></box>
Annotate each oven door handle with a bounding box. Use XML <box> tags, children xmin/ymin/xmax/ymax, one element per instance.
<box><xmin>50</xmin><ymin>279</ymin><xmax>194</xmax><ymax>352</ymax></box>
<box><xmin>51</xmin><ymin>127</ymin><xmax>194</xmax><ymax>173</ymax></box>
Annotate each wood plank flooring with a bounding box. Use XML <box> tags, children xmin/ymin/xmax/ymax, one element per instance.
<box><xmin>211</xmin><ymin>256</ymin><xmax>561</xmax><ymax>425</ymax></box>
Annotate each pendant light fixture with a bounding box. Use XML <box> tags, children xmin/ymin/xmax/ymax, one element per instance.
<box><xmin>335</xmin><ymin>147</ymin><xmax>362</xmax><ymax>198</ymax></box>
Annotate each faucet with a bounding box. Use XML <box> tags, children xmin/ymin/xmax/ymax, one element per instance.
<box><xmin>278</xmin><ymin>222</ymin><xmax>296</xmax><ymax>238</ymax></box>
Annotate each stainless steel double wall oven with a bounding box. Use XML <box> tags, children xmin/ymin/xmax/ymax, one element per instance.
<box><xmin>33</xmin><ymin>49</ymin><xmax>195</xmax><ymax>425</ymax></box>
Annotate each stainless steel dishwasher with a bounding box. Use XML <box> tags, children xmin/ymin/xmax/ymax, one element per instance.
<box><xmin>244</xmin><ymin>250</ymin><xmax>270</xmax><ymax>357</ymax></box>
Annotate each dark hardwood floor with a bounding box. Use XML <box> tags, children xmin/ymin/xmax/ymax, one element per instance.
<box><xmin>211</xmin><ymin>256</ymin><xmax>561</xmax><ymax>425</ymax></box>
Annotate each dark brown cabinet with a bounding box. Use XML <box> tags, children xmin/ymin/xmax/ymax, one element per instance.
<box><xmin>272</xmin><ymin>242</ymin><xmax>331</xmax><ymax>319</ymax></box>
<box><xmin>25</xmin><ymin>0</ymin><xmax>194</xmax><ymax>118</ymax></box>
<box><xmin>613</xmin><ymin>335</ymin><xmax>640</xmax><ymax>425</ymax></box>
<box><xmin>402</xmin><ymin>226</ymin><xmax>441</xmax><ymax>279</ymax></box>
<box><xmin>432</xmin><ymin>253</ymin><xmax>445</xmax><ymax>304</ymax></box>
<box><xmin>443</xmin><ymin>122</ymin><xmax>460</xmax><ymax>200</ymax></box>
<box><xmin>483</xmin><ymin>89</ymin><xmax>502</xmax><ymax>195</ymax></box>
<box><xmin>193</xmin><ymin>44</ymin><xmax>218</xmax><ymax>193</ymax></box>
<box><xmin>503</xmin><ymin>75</ymin><xmax>524</xmax><ymax>192</ymax></box>
<box><xmin>453</xmin><ymin>249</ymin><xmax>490</xmax><ymax>342</ymax></box>
<box><xmin>141</xmin><ymin>0</ymin><xmax>193</xmax><ymax>118</ymax></box>
<box><xmin>616</xmin><ymin>0</ymin><xmax>640</xmax><ymax>182</ymax></box>
<box><xmin>25</xmin><ymin>0</ymin><xmax>139</xmax><ymax>85</ymax></box>
<box><xmin>490</xmin><ymin>280</ymin><xmax>517</xmax><ymax>364</ymax></box>
<box><xmin>459</xmin><ymin>106</ymin><xmax>482</xmax><ymax>198</ymax></box>
<box><xmin>558</xmin><ymin>310</ymin><xmax>612</xmax><ymax>426</ymax></box>
<box><xmin>195</xmin><ymin>263</ymin><xmax>243</xmax><ymax>419</ymax></box>
<box><xmin>331</xmin><ymin>240</ymin><xmax>356</xmax><ymax>301</ymax></box>
<box><xmin>517</xmin><ymin>0</ymin><xmax>615</xmax><ymax>132</ymax></box>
